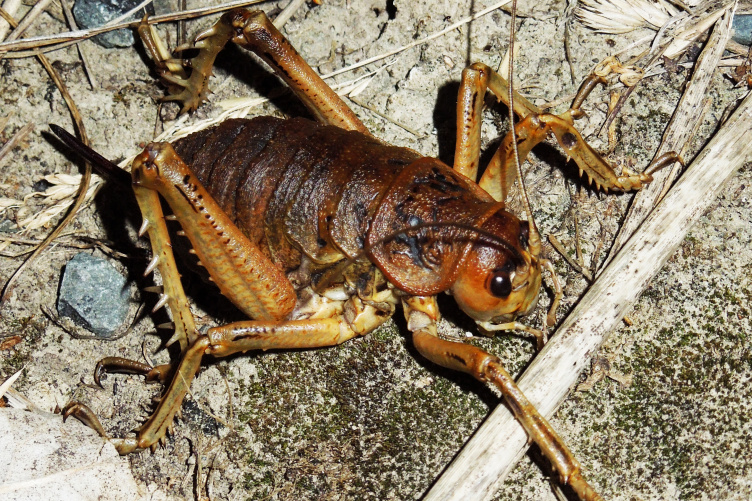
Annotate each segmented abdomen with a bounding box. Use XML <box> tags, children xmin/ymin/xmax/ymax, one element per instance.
<box><xmin>171</xmin><ymin>116</ymin><xmax>422</xmax><ymax>272</ymax></box>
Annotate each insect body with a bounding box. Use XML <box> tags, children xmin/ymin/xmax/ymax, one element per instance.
<box><xmin>167</xmin><ymin>115</ymin><xmax>537</xmax><ymax>325</ymax></box>
<box><xmin>58</xmin><ymin>8</ymin><xmax>678</xmax><ymax>501</ymax></box>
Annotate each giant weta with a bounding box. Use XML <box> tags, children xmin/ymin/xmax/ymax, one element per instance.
<box><xmin>55</xmin><ymin>8</ymin><xmax>679</xmax><ymax>500</ymax></box>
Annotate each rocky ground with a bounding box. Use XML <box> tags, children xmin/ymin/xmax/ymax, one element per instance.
<box><xmin>1</xmin><ymin>0</ymin><xmax>750</xmax><ymax>499</ymax></box>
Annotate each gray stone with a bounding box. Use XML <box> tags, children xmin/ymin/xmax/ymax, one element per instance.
<box><xmin>72</xmin><ymin>0</ymin><xmax>148</xmax><ymax>48</ymax></box>
<box><xmin>732</xmin><ymin>14</ymin><xmax>752</xmax><ymax>45</ymax></box>
<box><xmin>57</xmin><ymin>253</ymin><xmax>130</xmax><ymax>338</ymax></box>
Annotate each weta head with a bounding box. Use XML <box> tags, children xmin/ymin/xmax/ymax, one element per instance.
<box><xmin>449</xmin><ymin>210</ymin><xmax>541</xmax><ymax>324</ymax></box>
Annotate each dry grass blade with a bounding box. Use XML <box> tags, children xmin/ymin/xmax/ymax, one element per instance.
<box><xmin>0</xmin><ymin>368</ymin><xmax>23</xmax><ymax>400</ymax></box>
<box><xmin>0</xmin><ymin>122</ymin><xmax>32</xmax><ymax>168</ymax></box>
<box><xmin>0</xmin><ymin>7</ymin><xmax>90</xmax><ymax>305</ymax></box>
<box><xmin>605</xmin><ymin>5</ymin><xmax>734</xmax><ymax>265</ymax></box>
<box><xmin>425</xmin><ymin>85</ymin><xmax>752</xmax><ymax>501</ymax></box>
<box><xmin>576</xmin><ymin>0</ymin><xmax>680</xmax><ymax>33</ymax></box>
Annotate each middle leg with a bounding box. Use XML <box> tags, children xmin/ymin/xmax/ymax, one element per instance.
<box><xmin>68</xmin><ymin>315</ymin><xmax>366</xmax><ymax>454</ymax></box>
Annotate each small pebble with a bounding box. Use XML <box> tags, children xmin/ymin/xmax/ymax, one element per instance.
<box><xmin>732</xmin><ymin>14</ymin><xmax>752</xmax><ymax>46</ymax></box>
<box><xmin>57</xmin><ymin>252</ymin><xmax>131</xmax><ymax>338</ymax></box>
<box><xmin>73</xmin><ymin>0</ymin><xmax>151</xmax><ymax>48</ymax></box>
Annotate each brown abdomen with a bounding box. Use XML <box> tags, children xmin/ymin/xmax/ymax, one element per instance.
<box><xmin>171</xmin><ymin>116</ymin><xmax>422</xmax><ymax>271</ymax></box>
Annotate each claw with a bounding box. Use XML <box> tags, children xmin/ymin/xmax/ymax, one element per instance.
<box><xmin>193</xmin><ymin>26</ymin><xmax>218</xmax><ymax>43</ymax></box>
<box><xmin>112</xmin><ymin>437</ymin><xmax>140</xmax><ymax>455</ymax></box>
<box><xmin>62</xmin><ymin>402</ymin><xmax>109</xmax><ymax>438</ymax></box>
<box><xmin>160</xmin><ymin>73</ymin><xmax>190</xmax><ymax>88</ymax></box>
<box><xmin>94</xmin><ymin>357</ymin><xmax>154</xmax><ymax>387</ymax></box>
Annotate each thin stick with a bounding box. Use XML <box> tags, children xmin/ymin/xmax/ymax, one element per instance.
<box><xmin>59</xmin><ymin>0</ymin><xmax>96</xmax><ymax>89</ymax></box>
<box><xmin>272</xmin><ymin>0</ymin><xmax>307</xmax><ymax>29</ymax></box>
<box><xmin>425</xmin><ymin>85</ymin><xmax>752</xmax><ymax>501</ymax></box>
<box><xmin>0</xmin><ymin>8</ymin><xmax>91</xmax><ymax>305</ymax></box>
<box><xmin>605</xmin><ymin>4</ymin><xmax>734</xmax><ymax>265</ymax></box>
<box><xmin>101</xmin><ymin>0</ymin><xmax>152</xmax><ymax>28</ymax></box>
<box><xmin>348</xmin><ymin>96</ymin><xmax>424</xmax><ymax>137</ymax></box>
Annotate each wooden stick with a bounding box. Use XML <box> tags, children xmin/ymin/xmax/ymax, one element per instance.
<box><xmin>425</xmin><ymin>22</ymin><xmax>751</xmax><ymax>501</ymax></box>
<box><xmin>606</xmin><ymin>2</ymin><xmax>734</xmax><ymax>263</ymax></box>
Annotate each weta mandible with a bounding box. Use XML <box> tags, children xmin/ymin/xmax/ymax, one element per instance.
<box><xmin>57</xmin><ymin>8</ymin><xmax>676</xmax><ymax>501</ymax></box>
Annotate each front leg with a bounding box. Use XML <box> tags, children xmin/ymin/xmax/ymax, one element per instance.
<box><xmin>453</xmin><ymin>62</ymin><xmax>679</xmax><ymax>201</ymax></box>
<box><xmin>453</xmin><ymin>62</ymin><xmax>541</xmax><ymax>184</ymax></box>
<box><xmin>402</xmin><ymin>296</ymin><xmax>602</xmax><ymax>501</ymax></box>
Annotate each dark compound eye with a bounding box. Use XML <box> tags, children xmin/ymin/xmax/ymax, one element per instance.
<box><xmin>488</xmin><ymin>270</ymin><xmax>512</xmax><ymax>298</ymax></box>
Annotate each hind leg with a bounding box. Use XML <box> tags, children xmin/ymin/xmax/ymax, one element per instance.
<box><xmin>141</xmin><ymin>9</ymin><xmax>368</xmax><ymax>133</ymax></box>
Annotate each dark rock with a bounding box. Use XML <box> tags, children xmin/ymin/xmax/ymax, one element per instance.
<box><xmin>57</xmin><ymin>253</ymin><xmax>130</xmax><ymax>338</ymax></box>
<box><xmin>72</xmin><ymin>0</ymin><xmax>151</xmax><ymax>48</ymax></box>
<box><xmin>732</xmin><ymin>14</ymin><xmax>752</xmax><ymax>45</ymax></box>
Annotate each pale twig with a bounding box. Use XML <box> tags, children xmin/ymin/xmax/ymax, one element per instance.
<box><xmin>0</xmin><ymin>0</ymin><xmax>267</xmax><ymax>53</ymax></box>
<box><xmin>59</xmin><ymin>0</ymin><xmax>96</xmax><ymax>89</ymax></box>
<box><xmin>0</xmin><ymin>122</ymin><xmax>32</xmax><ymax>169</ymax></box>
<box><xmin>102</xmin><ymin>0</ymin><xmax>152</xmax><ymax>28</ymax></box>
<box><xmin>272</xmin><ymin>0</ymin><xmax>307</xmax><ymax>29</ymax></box>
<box><xmin>0</xmin><ymin>0</ymin><xmax>53</xmax><ymax>45</ymax></box>
<box><xmin>0</xmin><ymin>0</ymin><xmax>21</xmax><ymax>41</ymax></box>
<box><xmin>605</xmin><ymin>6</ymin><xmax>734</xmax><ymax>265</ymax></box>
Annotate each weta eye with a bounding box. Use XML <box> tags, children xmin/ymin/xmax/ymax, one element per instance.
<box><xmin>488</xmin><ymin>269</ymin><xmax>512</xmax><ymax>298</ymax></box>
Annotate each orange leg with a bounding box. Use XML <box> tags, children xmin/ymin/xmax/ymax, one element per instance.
<box><xmin>142</xmin><ymin>9</ymin><xmax>368</xmax><ymax>134</ymax></box>
<box><xmin>453</xmin><ymin>62</ymin><xmax>540</xmax><ymax>184</ymax></box>
<box><xmin>403</xmin><ymin>295</ymin><xmax>602</xmax><ymax>501</ymax></box>
<box><xmin>453</xmin><ymin>62</ymin><xmax>679</xmax><ymax>202</ymax></box>
<box><xmin>65</xmin><ymin>317</ymin><xmax>361</xmax><ymax>454</ymax></box>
